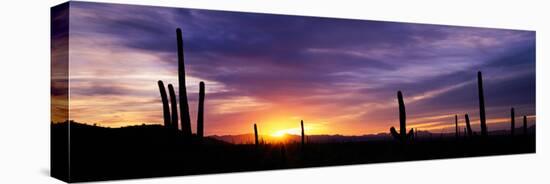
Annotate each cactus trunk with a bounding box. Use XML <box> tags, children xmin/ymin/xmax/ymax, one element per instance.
<box><xmin>455</xmin><ymin>114</ymin><xmax>459</xmax><ymax>139</ymax></box>
<box><xmin>157</xmin><ymin>80</ymin><xmax>171</xmax><ymax>127</ymax></box>
<box><xmin>197</xmin><ymin>81</ymin><xmax>205</xmax><ymax>138</ymax></box>
<box><xmin>477</xmin><ymin>71</ymin><xmax>488</xmax><ymax>137</ymax></box>
<box><xmin>523</xmin><ymin>116</ymin><xmax>527</xmax><ymax>135</ymax></box>
<box><xmin>398</xmin><ymin>91</ymin><xmax>406</xmax><ymax>136</ymax></box>
<box><xmin>254</xmin><ymin>123</ymin><xmax>259</xmax><ymax>146</ymax></box>
<box><xmin>176</xmin><ymin>28</ymin><xmax>192</xmax><ymax>136</ymax></box>
<box><xmin>301</xmin><ymin>120</ymin><xmax>305</xmax><ymax>147</ymax></box>
<box><xmin>168</xmin><ymin>84</ymin><xmax>179</xmax><ymax>130</ymax></box>
<box><xmin>390</xmin><ymin>91</ymin><xmax>414</xmax><ymax>142</ymax></box>
<box><xmin>510</xmin><ymin>108</ymin><xmax>515</xmax><ymax>136</ymax></box>
<box><xmin>464</xmin><ymin>114</ymin><xmax>473</xmax><ymax>137</ymax></box>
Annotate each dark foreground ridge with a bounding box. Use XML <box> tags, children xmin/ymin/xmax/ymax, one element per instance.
<box><xmin>52</xmin><ymin>121</ymin><xmax>535</xmax><ymax>182</ymax></box>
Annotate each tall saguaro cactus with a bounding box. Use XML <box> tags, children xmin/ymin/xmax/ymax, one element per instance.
<box><xmin>168</xmin><ymin>84</ymin><xmax>179</xmax><ymax>130</ymax></box>
<box><xmin>510</xmin><ymin>108</ymin><xmax>515</xmax><ymax>136</ymax></box>
<box><xmin>197</xmin><ymin>81</ymin><xmax>205</xmax><ymax>138</ymax></box>
<box><xmin>390</xmin><ymin>91</ymin><xmax>414</xmax><ymax>142</ymax></box>
<box><xmin>455</xmin><ymin>114</ymin><xmax>459</xmax><ymax>139</ymax></box>
<box><xmin>157</xmin><ymin>80</ymin><xmax>171</xmax><ymax>127</ymax></box>
<box><xmin>254</xmin><ymin>123</ymin><xmax>259</xmax><ymax>146</ymax></box>
<box><xmin>464</xmin><ymin>114</ymin><xmax>473</xmax><ymax>137</ymax></box>
<box><xmin>477</xmin><ymin>71</ymin><xmax>488</xmax><ymax>137</ymax></box>
<box><xmin>301</xmin><ymin>120</ymin><xmax>305</xmax><ymax>147</ymax></box>
<box><xmin>176</xmin><ymin>28</ymin><xmax>192</xmax><ymax>136</ymax></box>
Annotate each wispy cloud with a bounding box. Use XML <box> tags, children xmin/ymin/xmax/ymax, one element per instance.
<box><xmin>61</xmin><ymin>2</ymin><xmax>536</xmax><ymax>135</ymax></box>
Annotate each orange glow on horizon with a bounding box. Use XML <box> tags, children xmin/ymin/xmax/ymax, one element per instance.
<box><xmin>58</xmin><ymin>113</ymin><xmax>537</xmax><ymax>136</ymax></box>
<box><xmin>62</xmin><ymin>83</ymin><xmax>537</xmax><ymax>136</ymax></box>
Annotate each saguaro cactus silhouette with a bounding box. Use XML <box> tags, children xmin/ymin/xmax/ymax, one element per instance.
<box><xmin>176</xmin><ymin>28</ymin><xmax>192</xmax><ymax>136</ymax></box>
<box><xmin>455</xmin><ymin>114</ymin><xmax>459</xmax><ymax>139</ymax></box>
<box><xmin>477</xmin><ymin>71</ymin><xmax>488</xmax><ymax>137</ymax></box>
<box><xmin>254</xmin><ymin>123</ymin><xmax>259</xmax><ymax>146</ymax></box>
<box><xmin>168</xmin><ymin>84</ymin><xmax>179</xmax><ymax>130</ymax></box>
<box><xmin>464</xmin><ymin>114</ymin><xmax>473</xmax><ymax>137</ymax></box>
<box><xmin>197</xmin><ymin>81</ymin><xmax>205</xmax><ymax>138</ymax></box>
<box><xmin>301</xmin><ymin>120</ymin><xmax>305</xmax><ymax>147</ymax></box>
<box><xmin>157</xmin><ymin>80</ymin><xmax>171</xmax><ymax>127</ymax></box>
<box><xmin>523</xmin><ymin>116</ymin><xmax>527</xmax><ymax>135</ymax></box>
<box><xmin>510</xmin><ymin>108</ymin><xmax>515</xmax><ymax>136</ymax></box>
<box><xmin>390</xmin><ymin>91</ymin><xmax>414</xmax><ymax>142</ymax></box>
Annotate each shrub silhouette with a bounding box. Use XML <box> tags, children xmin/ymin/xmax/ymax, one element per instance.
<box><xmin>510</xmin><ymin>107</ymin><xmax>515</xmax><ymax>136</ymax></box>
<box><xmin>464</xmin><ymin>114</ymin><xmax>473</xmax><ymax>137</ymax></box>
<box><xmin>157</xmin><ymin>80</ymin><xmax>171</xmax><ymax>127</ymax></box>
<box><xmin>168</xmin><ymin>84</ymin><xmax>179</xmax><ymax>130</ymax></box>
<box><xmin>177</xmin><ymin>28</ymin><xmax>192</xmax><ymax>136</ymax></box>
<box><xmin>390</xmin><ymin>91</ymin><xmax>414</xmax><ymax>142</ymax></box>
<box><xmin>197</xmin><ymin>81</ymin><xmax>205</xmax><ymax>138</ymax></box>
<box><xmin>477</xmin><ymin>71</ymin><xmax>488</xmax><ymax>137</ymax></box>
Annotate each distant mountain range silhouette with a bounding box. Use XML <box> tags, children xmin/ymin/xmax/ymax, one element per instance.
<box><xmin>211</xmin><ymin>127</ymin><xmax>536</xmax><ymax>144</ymax></box>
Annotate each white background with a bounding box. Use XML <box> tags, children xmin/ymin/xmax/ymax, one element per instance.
<box><xmin>0</xmin><ymin>0</ymin><xmax>548</xmax><ymax>183</ymax></box>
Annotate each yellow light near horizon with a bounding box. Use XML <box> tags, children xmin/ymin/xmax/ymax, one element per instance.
<box><xmin>271</xmin><ymin>132</ymin><xmax>285</xmax><ymax>138</ymax></box>
<box><xmin>271</xmin><ymin>128</ymin><xmax>301</xmax><ymax>137</ymax></box>
<box><xmin>271</xmin><ymin>131</ymin><xmax>286</xmax><ymax>137</ymax></box>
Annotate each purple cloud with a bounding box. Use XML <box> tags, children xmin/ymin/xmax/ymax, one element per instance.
<box><xmin>59</xmin><ymin>1</ymin><xmax>536</xmax><ymax>135</ymax></box>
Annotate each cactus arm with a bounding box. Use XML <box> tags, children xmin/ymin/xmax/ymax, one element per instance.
<box><xmin>407</xmin><ymin>128</ymin><xmax>414</xmax><ymax>140</ymax></box>
<box><xmin>168</xmin><ymin>84</ymin><xmax>179</xmax><ymax>130</ymax></box>
<box><xmin>465</xmin><ymin>114</ymin><xmax>473</xmax><ymax>137</ymax></box>
<box><xmin>390</xmin><ymin>127</ymin><xmax>400</xmax><ymax>140</ymax></box>
<box><xmin>157</xmin><ymin>80</ymin><xmax>171</xmax><ymax>127</ymax></box>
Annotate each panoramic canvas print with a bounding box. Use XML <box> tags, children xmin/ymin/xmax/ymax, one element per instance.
<box><xmin>51</xmin><ymin>1</ymin><xmax>536</xmax><ymax>182</ymax></box>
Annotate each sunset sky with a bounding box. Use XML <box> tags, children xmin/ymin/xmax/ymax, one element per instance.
<box><xmin>52</xmin><ymin>2</ymin><xmax>536</xmax><ymax>136</ymax></box>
